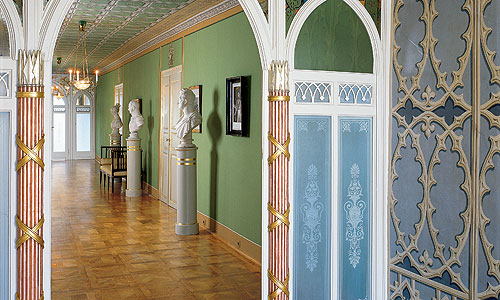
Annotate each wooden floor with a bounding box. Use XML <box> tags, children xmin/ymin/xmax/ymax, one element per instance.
<box><xmin>51</xmin><ymin>160</ymin><xmax>261</xmax><ymax>300</ymax></box>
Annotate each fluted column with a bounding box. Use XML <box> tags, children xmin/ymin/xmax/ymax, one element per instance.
<box><xmin>267</xmin><ymin>60</ymin><xmax>290</xmax><ymax>300</ymax></box>
<box><xmin>16</xmin><ymin>50</ymin><xmax>45</xmax><ymax>300</ymax></box>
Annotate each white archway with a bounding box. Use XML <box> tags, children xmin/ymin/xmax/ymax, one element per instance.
<box><xmin>0</xmin><ymin>0</ymin><xmax>23</xmax><ymax>59</ymax></box>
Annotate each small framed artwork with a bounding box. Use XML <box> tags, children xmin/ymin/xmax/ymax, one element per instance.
<box><xmin>226</xmin><ymin>76</ymin><xmax>247</xmax><ymax>136</ymax></box>
<box><xmin>189</xmin><ymin>85</ymin><xmax>202</xmax><ymax>133</ymax></box>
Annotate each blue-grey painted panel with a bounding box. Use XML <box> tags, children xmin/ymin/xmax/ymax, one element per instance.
<box><xmin>339</xmin><ymin>117</ymin><xmax>372</xmax><ymax>300</ymax></box>
<box><xmin>293</xmin><ymin>116</ymin><xmax>331</xmax><ymax>299</ymax></box>
<box><xmin>339</xmin><ymin>84</ymin><xmax>372</xmax><ymax>104</ymax></box>
<box><xmin>295</xmin><ymin>82</ymin><xmax>332</xmax><ymax>103</ymax></box>
<box><xmin>0</xmin><ymin>112</ymin><xmax>9</xmax><ymax>298</ymax></box>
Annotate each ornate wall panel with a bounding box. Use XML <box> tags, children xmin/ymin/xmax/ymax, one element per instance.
<box><xmin>390</xmin><ymin>0</ymin><xmax>500</xmax><ymax>298</ymax></box>
<box><xmin>339</xmin><ymin>83</ymin><xmax>373</xmax><ymax>104</ymax></box>
<box><xmin>0</xmin><ymin>112</ymin><xmax>9</xmax><ymax>300</ymax></box>
<box><xmin>339</xmin><ymin>117</ymin><xmax>372</xmax><ymax>300</ymax></box>
<box><xmin>295</xmin><ymin>82</ymin><xmax>332</xmax><ymax>103</ymax></box>
<box><xmin>293</xmin><ymin>116</ymin><xmax>332</xmax><ymax>299</ymax></box>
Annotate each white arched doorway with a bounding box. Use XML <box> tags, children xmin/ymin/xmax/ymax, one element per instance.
<box><xmin>51</xmin><ymin>85</ymin><xmax>95</xmax><ymax>160</ymax></box>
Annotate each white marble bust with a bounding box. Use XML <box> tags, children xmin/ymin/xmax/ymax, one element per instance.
<box><xmin>110</xmin><ymin>103</ymin><xmax>123</xmax><ymax>135</ymax></box>
<box><xmin>128</xmin><ymin>100</ymin><xmax>144</xmax><ymax>139</ymax></box>
<box><xmin>175</xmin><ymin>88</ymin><xmax>202</xmax><ymax>147</ymax></box>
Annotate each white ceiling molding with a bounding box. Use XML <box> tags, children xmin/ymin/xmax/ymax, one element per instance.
<box><xmin>98</xmin><ymin>0</ymin><xmax>240</xmax><ymax>73</ymax></box>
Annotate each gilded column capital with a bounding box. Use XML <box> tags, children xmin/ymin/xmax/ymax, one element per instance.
<box><xmin>18</xmin><ymin>50</ymin><xmax>44</xmax><ymax>86</ymax></box>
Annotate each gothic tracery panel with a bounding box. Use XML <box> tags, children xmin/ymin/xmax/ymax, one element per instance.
<box><xmin>391</xmin><ymin>0</ymin><xmax>500</xmax><ymax>298</ymax></box>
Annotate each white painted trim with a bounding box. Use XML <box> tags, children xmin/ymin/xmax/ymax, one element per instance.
<box><xmin>293</xmin><ymin>70</ymin><xmax>376</xmax><ymax>83</ymax></box>
<box><xmin>42</xmin><ymin>61</ymin><xmax>53</xmax><ymax>300</ymax></box>
<box><xmin>238</xmin><ymin>0</ymin><xmax>272</xmax><ymax>69</ymax></box>
<box><xmin>0</xmin><ymin>0</ymin><xmax>23</xmax><ymax>58</ymax></box>
<box><xmin>259</xmin><ymin>69</ymin><xmax>269</xmax><ymax>300</ymax></box>
<box><xmin>39</xmin><ymin>0</ymin><xmax>75</xmax><ymax>59</ymax></box>
<box><xmin>161</xmin><ymin>64</ymin><xmax>183</xmax><ymax>77</ymax></box>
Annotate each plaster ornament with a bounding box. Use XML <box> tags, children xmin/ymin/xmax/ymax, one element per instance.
<box><xmin>128</xmin><ymin>100</ymin><xmax>144</xmax><ymax>139</ymax></box>
<box><xmin>175</xmin><ymin>88</ymin><xmax>202</xmax><ymax>147</ymax></box>
<box><xmin>110</xmin><ymin>103</ymin><xmax>123</xmax><ymax>135</ymax></box>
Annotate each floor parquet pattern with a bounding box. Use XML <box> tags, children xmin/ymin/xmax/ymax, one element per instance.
<box><xmin>51</xmin><ymin>160</ymin><xmax>261</xmax><ymax>300</ymax></box>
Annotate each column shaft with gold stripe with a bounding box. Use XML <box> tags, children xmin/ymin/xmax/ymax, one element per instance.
<box><xmin>267</xmin><ymin>61</ymin><xmax>290</xmax><ymax>300</ymax></box>
<box><xmin>16</xmin><ymin>50</ymin><xmax>45</xmax><ymax>300</ymax></box>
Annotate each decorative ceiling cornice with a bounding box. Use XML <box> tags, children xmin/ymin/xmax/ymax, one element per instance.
<box><xmin>97</xmin><ymin>0</ymin><xmax>240</xmax><ymax>73</ymax></box>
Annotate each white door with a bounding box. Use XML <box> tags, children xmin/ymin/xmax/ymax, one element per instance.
<box><xmin>160</xmin><ymin>66</ymin><xmax>182</xmax><ymax>208</ymax></box>
<box><xmin>72</xmin><ymin>91</ymin><xmax>95</xmax><ymax>159</ymax></box>
<box><xmin>51</xmin><ymin>94</ymin><xmax>68</xmax><ymax>160</ymax></box>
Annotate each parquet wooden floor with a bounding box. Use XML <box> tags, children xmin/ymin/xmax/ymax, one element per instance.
<box><xmin>51</xmin><ymin>160</ymin><xmax>261</xmax><ymax>300</ymax></box>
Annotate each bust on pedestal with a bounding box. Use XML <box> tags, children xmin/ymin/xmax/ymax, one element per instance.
<box><xmin>175</xmin><ymin>88</ymin><xmax>202</xmax><ymax>235</ymax></box>
<box><xmin>126</xmin><ymin>100</ymin><xmax>144</xmax><ymax>197</ymax></box>
<box><xmin>109</xmin><ymin>103</ymin><xmax>123</xmax><ymax>145</ymax></box>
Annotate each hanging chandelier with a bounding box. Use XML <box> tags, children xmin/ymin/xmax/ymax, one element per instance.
<box><xmin>68</xmin><ymin>21</ymin><xmax>99</xmax><ymax>91</ymax></box>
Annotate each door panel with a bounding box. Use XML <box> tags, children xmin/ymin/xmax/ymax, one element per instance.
<box><xmin>160</xmin><ymin>66</ymin><xmax>182</xmax><ymax>208</ymax></box>
<box><xmin>390</xmin><ymin>0</ymin><xmax>500</xmax><ymax>298</ymax></box>
<box><xmin>291</xmin><ymin>75</ymin><xmax>376</xmax><ymax>299</ymax></box>
<box><xmin>160</xmin><ymin>78</ymin><xmax>170</xmax><ymax>204</ymax></box>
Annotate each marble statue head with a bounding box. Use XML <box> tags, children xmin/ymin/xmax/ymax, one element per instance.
<box><xmin>128</xmin><ymin>99</ymin><xmax>140</xmax><ymax>116</ymax></box>
<box><xmin>178</xmin><ymin>88</ymin><xmax>196</xmax><ymax>111</ymax></box>
<box><xmin>128</xmin><ymin>100</ymin><xmax>144</xmax><ymax>139</ymax></box>
<box><xmin>110</xmin><ymin>103</ymin><xmax>120</xmax><ymax>116</ymax></box>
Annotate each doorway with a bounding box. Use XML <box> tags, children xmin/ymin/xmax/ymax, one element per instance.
<box><xmin>51</xmin><ymin>89</ymin><xmax>95</xmax><ymax>160</ymax></box>
<box><xmin>159</xmin><ymin>65</ymin><xmax>182</xmax><ymax>208</ymax></box>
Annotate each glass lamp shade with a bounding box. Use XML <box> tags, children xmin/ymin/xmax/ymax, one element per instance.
<box><xmin>73</xmin><ymin>78</ymin><xmax>91</xmax><ymax>90</ymax></box>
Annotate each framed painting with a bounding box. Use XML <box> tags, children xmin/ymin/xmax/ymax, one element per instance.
<box><xmin>226</xmin><ymin>76</ymin><xmax>247</xmax><ymax>136</ymax></box>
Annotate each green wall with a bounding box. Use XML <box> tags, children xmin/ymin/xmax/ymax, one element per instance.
<box><xmin>95</xmin><ymin>67</ymin><xmax>121</xmax><ymax>157</ymax></box>
<box><xmin>183</xmin><ymin>12</ymin><xmax>262</xmax><ymax>245</ymax></box>
<box><xmin>294</xmin><ymin>0</ymin><xmax>373</xmax><ymax>73</ymax></box>
<box><xmin>123</xmin><ymin>49</ymin><xmax>160</xmax><ymax>188</ymax></box>
<box><xmin>95</xmin><ymin>12</ymin><xmax>262</xmax><ymax>245</ymax></box>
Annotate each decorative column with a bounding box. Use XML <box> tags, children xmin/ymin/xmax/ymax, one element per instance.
<box><xmin>175</xmin><ymin>146</ymin><xmax>199</xmax><ymax>235</ymax></box>
<box><xmin>174</xmin><ymin>88</ymin><xmax>201</xmax><ymax>236</ymax></box>
<box><xmin>126</xmin><ymin>138</ymin><xmax>142</xmax><ymax>197</ymax></box>
<box><xmin>16</xmin><ymin>50</ymin><xmax>45</xmax><ymax>300</ymax></box>
<box><xmin>126</xmin><ymin>100</ymin><xmax>144</xmax><ymax>197</ymax></box>
<box><xmin>267</xmin><ymin>60</ymin><xmax>290</xmax><ymax>300</ymax></box>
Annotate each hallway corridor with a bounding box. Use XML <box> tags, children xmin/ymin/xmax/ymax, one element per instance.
<box><xmin>51</xmin><ymin>160</ymin><xmax>261</xmax><ymax>300</ymax></box>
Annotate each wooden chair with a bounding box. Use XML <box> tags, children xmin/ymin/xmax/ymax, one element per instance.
<box><xmin>100</xmin><ymin>149</ymin><xmax>127</xmax><ymax>193</ymax></box>
<box><xmin>99</xmin><ymin>145</ymin><xmax>126</xmax><ymax>186</ymax></box>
